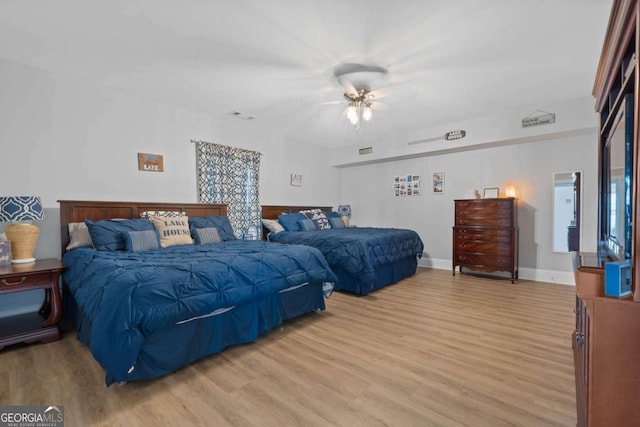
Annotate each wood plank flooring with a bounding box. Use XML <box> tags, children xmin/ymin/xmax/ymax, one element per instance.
<box><xmin>1</xmin><ymin>268</ymin><xmax>577</xmax><ymax>426</ymax></box>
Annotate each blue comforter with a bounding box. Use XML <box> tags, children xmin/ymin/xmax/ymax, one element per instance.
<box><xmin>269</xmin><ymin>227</ymin><xmax>424</xmax><ymax>288</ymax></box>
<box><xmin>62</xmin><ymin>240</ymin><xmax>337</xmax><ymax>384</ymax></box>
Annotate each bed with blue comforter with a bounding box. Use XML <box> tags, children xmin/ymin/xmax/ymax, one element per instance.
<box><xmin>59</xmin><ymin>200</ymin><xmax>337</xmax><ymax>386</ymax></box>
<box><xmin>267</xmin><ymin>225</ymin><xmax>424</xmax><ymax>295</ymax></box>
<box><xmin>269</xmin><ymin>227</ymin><xmax>424</xmax><ymax>295</ymax></box>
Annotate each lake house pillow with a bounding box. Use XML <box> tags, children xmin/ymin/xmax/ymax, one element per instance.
<box><xmin>150</xmin><ymin>216</ymin><xmax>193</xmax><ymax>247</ymax></box>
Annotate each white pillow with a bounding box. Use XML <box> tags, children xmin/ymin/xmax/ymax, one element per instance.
<box><xmin>66</xmin><ymin>222</ymin><xmax>93</xmax><ymax>250</ymax></box>
<box><xmin>262</xmin><ymin>218</ymin><xmax>284</xmax><ymax>234</ymax></box>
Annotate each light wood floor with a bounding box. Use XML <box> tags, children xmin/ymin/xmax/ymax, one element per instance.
<box><xmin>1</xmin><ymin>268</ymin><xmax>577</xmax><ymax>427</ymax></box>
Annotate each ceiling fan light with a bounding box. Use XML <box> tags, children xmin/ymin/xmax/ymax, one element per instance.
<box><xmin>362</xmin><ymin>104</ymin><xmax>373</xmax><ymax>121</ymax></box>
<box><xmin>346</xmin><ymin>105</ymin><xmax>359</xmax><ymax>124</ymax></box>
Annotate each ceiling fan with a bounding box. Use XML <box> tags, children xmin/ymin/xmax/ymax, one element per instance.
<box><xmin>332</xmin><ymin>63</ymin><xmax>389</xmax><ymax>129</ymax></box>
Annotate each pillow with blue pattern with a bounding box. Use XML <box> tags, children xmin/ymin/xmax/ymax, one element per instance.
<box><xmin>189</xmin><ymin>215</ymin><xmax>236</xmax><ymax>241</ymax></box>
<box><xmin>278</xmin><ymin>213</ymin><xmax>306</xmax><ymax>231</ymax></box>
<box><xmin>298</xmin><ymin>218</ymin><xmax>317</xmax><ymax>231</ymax></box>
<box><xmin>85</xmin><ymin>218</ymin><xmax>154</xmax><ymax>251</ymax></box>
<box><xmin>123</xmin><ymin>230</ymin><xmax>160</xmax><ymax>252</ymax></box>
<box><xmin>193</xmin><ymin>227</ymin><xmax>222</xmax><ymax>245</ymax></box>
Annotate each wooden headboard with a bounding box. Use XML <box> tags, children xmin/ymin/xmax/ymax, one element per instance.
<box><xmin>58</xmin><ymin>200</ymin><xmax>227</xmax><ymax>255</ymax></box>
<box><xmin>260</xmin><ymin>205</ymin><xmax>332</xmax><ymax>240</ymax></box>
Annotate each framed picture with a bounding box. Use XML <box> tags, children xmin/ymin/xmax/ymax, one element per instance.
<box><xmin>483</xmin><ymin>187</ymin><xmax>499</xmax><ymax>198</ymax></box>
<box><xmin>432</xmin><ymin>172</ymin><xmax>444</xmax><ymax>194</ymax></box>
<box><xmin>290</xmin><ymin>174</ymin><xmax>302</xmax><ymax>186</ymax></box>
<box><xmin>138</xmin><ymin>153</ymin><xmax>164</xmax><ymax>172</ymax></box>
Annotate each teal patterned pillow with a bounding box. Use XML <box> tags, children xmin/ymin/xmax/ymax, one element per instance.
<box><xmin>194</xmin><ymin>227</ymin><xmax>222</xmax><ymax>244</ymax></box>
<box><xmin>299</xmin><ymin>218</ymin><xmax>317</xmax><ymax>231</ymax></box>
<box><xmin>123</xmin><ymin>230</ymin><xmax>160</xmax><ymax>252</ymax></box>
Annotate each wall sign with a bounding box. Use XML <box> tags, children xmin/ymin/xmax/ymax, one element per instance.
<box><xmin>138</xmin><ymin>153</ymin><xmax>164</xmax><ymax>172</ymax></box>
<box><xmin>522</xmin><ymin>111</ymin><xmax>556</xmax><ymax>128</ymax></box>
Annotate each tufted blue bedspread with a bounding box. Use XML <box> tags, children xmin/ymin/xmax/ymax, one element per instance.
<box><xmin>62</xmin><ymin>240</ymin><xmax>337</xmax><ymax>384</ymax></box>
<box><xmin>269</xmin><ymin>227</ymin><xmax>424</xmax><ymax>292</ymax></box>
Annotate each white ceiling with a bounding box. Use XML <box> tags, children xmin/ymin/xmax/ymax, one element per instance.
<box><xmin>0</xmin><ymin>0</ymin><xmax>612</xmax><ymax>148</ymax></box>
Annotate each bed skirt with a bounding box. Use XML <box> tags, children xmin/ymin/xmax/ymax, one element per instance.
<box><xmin>331</xmin><ymin>254</ymin><xmax>418</xmax><ymax>296</ymax></box>
<box><xmin>64</xmin><ymin>281</ymin><xmax>327</xmax><ymax>384</ymax></box>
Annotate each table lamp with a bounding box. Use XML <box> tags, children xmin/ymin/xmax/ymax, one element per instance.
<box><xmin>0</xmin><ymin>196</ymin><xmax>44</xmax><ymax>263</ymax></box>
<box><xmin>337</xmin><ymin>204</ymin><xmax>351</xmax><ymax>227</ymax></box>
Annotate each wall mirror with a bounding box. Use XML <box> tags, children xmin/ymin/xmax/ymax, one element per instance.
<box><xmin>553</xmin><ymin>171</ymin><xmax>581</xmax><ymax>253</ymax></box>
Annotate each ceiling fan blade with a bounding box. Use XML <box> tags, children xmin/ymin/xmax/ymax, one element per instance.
<box><xmin>340</xmin><ymin>80</ymin><xmax>358</xmax><ymax>96</ymax></box>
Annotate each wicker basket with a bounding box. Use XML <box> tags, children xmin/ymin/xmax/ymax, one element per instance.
<box><xmin>5</xmin><ymin>223</ymin><xmax>39</xmax><ymax>262</ymax></box>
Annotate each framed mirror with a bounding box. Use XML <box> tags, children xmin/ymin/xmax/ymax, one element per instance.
<box><xmin>553</xmin><ymin>171</ymin><xmax>581</xmax><ymax>253</ymax></box>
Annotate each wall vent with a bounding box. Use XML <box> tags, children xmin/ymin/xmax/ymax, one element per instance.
<box><xmin>359</xmin><ymin>147</ymin><xmax>373</xmax><ymax>155</ymax></box>
<box><xmin>229</xmin><ymin>111</ymin><xmax>255</xmax><ymax>120</ymax></box>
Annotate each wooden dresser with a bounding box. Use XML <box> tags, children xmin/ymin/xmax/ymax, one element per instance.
<box><xmin>452</xmin><ymin>198</ymin><xmax>518</xmax><ymax>283</ymax></box>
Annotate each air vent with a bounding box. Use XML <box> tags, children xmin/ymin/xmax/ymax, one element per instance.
<box><xmin>229</xmin><ymin>111</ymin><xmax>255</xmax><ymax>120</ymax></box>
<box><xmin>359</xmin><ymin>147</ymin><xmax>373</xmax><ymax>155</ymax></box>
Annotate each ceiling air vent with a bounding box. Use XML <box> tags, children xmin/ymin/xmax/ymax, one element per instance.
<box><xmin>229</xmin><ymin>111</ymin><xmax>255</xmax><ymax>120</ymax></box>
<box><xmin>359</xmin><ymin>147</ymin><xmax>373</xmax><ymax>155</ymax></box>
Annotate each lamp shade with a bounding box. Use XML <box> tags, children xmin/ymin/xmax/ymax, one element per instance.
<box><xmin>337</xmin><ymin>204</ymin><xmax>351</xmax><ymax>218</ymax></box>
<box><xmin>0</xmin><ymin>196</ymin><xmax>44</xmax><ymax>221</ymax></box>
<box><xmin>0</xmin><ymin>196</ymin><xmax>43</xmax><ymax>264</ymax></box>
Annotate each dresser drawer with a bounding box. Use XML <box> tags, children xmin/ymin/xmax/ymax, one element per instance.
<box><xmin>455</xmin><ymin>216</ymin><xmax>514</xmax><ymax>227</ymax></box>
<box><xmin>455</xmin><ymin>199</ymin><xmax>514</xmax><ymax>211</ymax></box>
<box><xmin>454</xmin><ymin>228</ymin><xmax>513</xmax><ymax>243</ymax></box>
<box><xmin>454</xmin><ymin>253</ymin><xmax>514</xmax><ymax>268</ymax></box>
<box><xmin>0</xmin><ymin>272</ymin><xmax>53</xmax><ymax>293</ymax></box>
<box><xmin>454</xmin><ymin>241</ymin><xmax>512</xmax><ymax>255</ymax></box>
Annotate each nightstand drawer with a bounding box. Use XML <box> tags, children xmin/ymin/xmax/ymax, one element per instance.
<box><xmin>0</xmin><ymin>272</ymin><xmax>54</xmax><ymax>292</ymax></box>
<box><xmin>0</xmin><ymin>258</ymin><xmax>64</xmax><ymax>350</ymax></box>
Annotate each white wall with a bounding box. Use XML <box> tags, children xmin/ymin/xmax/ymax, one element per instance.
<box><xmin>0</xmin><ymin>57</ymin><xmax>339</xmax><ymax>314</ymax></box>
<box><xmin>338</xmin><ymin>131</ymin><xmax>598</xmax><ymax>285</ymax></box>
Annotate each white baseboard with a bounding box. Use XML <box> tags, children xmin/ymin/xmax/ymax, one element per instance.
<box><xmin>418</xmin><ymin>258</ymin><xmax>576</xmax><ymax>286</ymax></box>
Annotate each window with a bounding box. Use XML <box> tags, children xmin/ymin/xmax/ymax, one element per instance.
<box><xmin>194</xmin><ymin>140</ymin><xmax>261</xmax><ymax>239</ymax></box>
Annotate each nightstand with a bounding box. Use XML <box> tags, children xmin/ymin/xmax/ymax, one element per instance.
<box><xmin>0</xmin><ymin>258</ymin><xmax>64</xmax><ymax>350</ymax></box>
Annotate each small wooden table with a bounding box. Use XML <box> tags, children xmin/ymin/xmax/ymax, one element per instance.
<box><xmin>0</xmin><ymin>258</ymin><xmax>64</xmax><ymax>350</ymax></box>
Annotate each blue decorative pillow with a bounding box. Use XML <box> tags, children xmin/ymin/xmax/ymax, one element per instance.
<box><xmin>189</xmin><ymin>216</ymin><xmax>236</xmax><ymax>241</ymax></box>
<box><xmin>278</xmin><ymin>213</ymin><xmax>306</xmax><ymax>231</ymax></box>
<box><xmin>193</xmin><ymin>227</ymin><xmax>222</xmax><ymax>245</ymax></box>
<box><xmin>299</xmin><ymin>218</ymin><xmax>316</xmax><ymax>231</ymax></box>
<box><xmin>300</xmin><ymin>209</ymin><xmax>331</xmax><ymax>230</ymax></box>
<box><xmin>122</xmin><ymin>230</ymin><xmax>160</xmax><ymax>252</ymax></box>
<box><xmin>85</xmin><ymin>219</ymin><xmax>154</xmax><ymax>251</ymax></box>
<box><xmin>325</xmin><ymin>211</ymin><xmax>341</xmax><ymax>219</ymax></box>
<box><xmin>329</xmin><ymin>217</ymin><xmax>345</xmax><ymax>228</ymax></box>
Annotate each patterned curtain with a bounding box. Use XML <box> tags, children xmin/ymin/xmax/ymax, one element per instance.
<box><xmin>194</xmin><ymin>140</ymin><xmax>262</xmax><ymax>239</ymax></box>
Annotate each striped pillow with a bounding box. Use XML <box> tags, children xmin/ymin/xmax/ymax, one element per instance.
<box><xmin>193</xmin><ymin>227</ymin><xmax>222</xmax><ymax>245</ymax></box>
<box><xmin>123</xmin><ymin>230</ymin><xmax>159</xmax><ymax>252</ymax></box>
